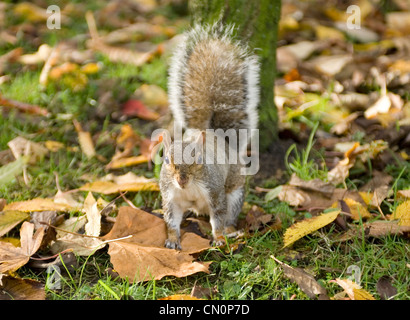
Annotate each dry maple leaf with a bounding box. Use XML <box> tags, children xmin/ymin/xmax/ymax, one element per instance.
<box><xmin>103</xmin><ymin>206</ymin><xmax>211</xmax><ymax>282</ymax></box>
<box><xmin>0</xmin><ymin>222</ymin><xmax>44</xmax><ymax>273</ymax></box>
<box><xmin>283</xmin><ymin>209</ymin><xmax>340</xmax><ymax>248</ymax></box>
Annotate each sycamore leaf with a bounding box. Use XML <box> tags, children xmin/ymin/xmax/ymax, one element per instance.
<box><xmin>103</xmin><ymin>207</ymin><xmax>211</xmax><ymax>282</ymax></box>
<box><xmin>0</xmin><ymin>222</ymin><xmax>44</xmax><ymax>273</ymax></box>
<box><xmin>283</xmin><ymin>210</ymin><xmax>340</xmax><ymax>248</ymax></box>
<box><xmin>391</xmin><ymin>200</ymin><xmax>410</xmax><ymax>226</ymax></box>
<box><xmin>0</xmin><ymin>210</ymin><xmax>30</xmax><ymax>237</ymax></box>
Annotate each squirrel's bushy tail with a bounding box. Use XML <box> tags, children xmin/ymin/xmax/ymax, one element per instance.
<box><xmin>168</xmin><ymin>22</ymin><xmax>260</xmax><ymax>135</ymax></box>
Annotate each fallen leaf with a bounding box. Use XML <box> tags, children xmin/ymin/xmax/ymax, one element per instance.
<box><xmin>288</xmin><ymin>174</ymin><xmax>335</xmax><ymax>196</ymax></box>
<box><xmin>343</xmin><ymin>198</ymin><xmax>372</xmax><ymax>221</ymax></box>
<box><xmin>106</xmin><ymin>155</ymin><xmax>149</xmax><ymax>169</ymax></box>
<box><xmin>79</xmin><ymin>175</ymin><xmax>159</xmax><ymax>194</ymax></box>
<box><xmin>0</xmin><ymin>276</ymin><xmax>45</xmax><ymax>300</ymax></box>
<box><xmin>159</xmin><ymin>294</ymin><xmax>203</xmax><ymax>300</ymax></box>
<box><xmin>73</xmin><ymin>120</ymin><xmax>96</xmax><ymax>159</ymax></box>
<box><xmin>272</xmin><ymin>256</ymin><xmax>328</xmax><ymax>299</ymax></box>
<box><xmin>0</xmin><ymin>94</ymin><xmax>49</xmax><ymax>116</ymax></box>
<box><xmin>330</xmin><ymin>278</ymin><xmax>375</xmax><ymax>300</ymax></box>
<box><xmin>121</xmin><ymin>99</ymin><xmax>160</xmax><ymax>121</ymax></box>
<box><xmin>309</xmin><ymin>55</ymin><xmax>352</xmax><ymax>76</ymax></box>
<box><xmin>0</xmin><ymin>157</ymin><xmax>28</xmax><ymax>187</ymax></box>
<box><xmin>278</xmin><ymin>185</ymin><xmax>311</xmax><ymax>207</ymax></box>
<box><xmin>365</xmin><ymin>220</ymin><xmax>410</xmax><ymax>238</ymax></box>
<box><xmin>3</xmin><ymin>198</ymin><xmax>74</xmax><ymax>213</ymax></box>
<box><xmin>391</xmin><ymin>200</ymin><xmax>410</xmax><ymax>226</ymax></box>
<box><xmin>0</xmin><ymin>211</ymin><xmax>30</xmax><ymax>237</ymax></box>
<box><xmin>364</xmin><ymin>94</ymin><xmax>391</xmax><ymax>119</ymax></box>
<box><xmin>50</xmin><ymin>193</ymin><xmax>105</xmax><ymax>256</ymax></box>
<box><xmin>245</xmin><ymin>205</ymin><xmax>274</xmax><ymax>232</ymax></box>
<box><xmin>18</xmin><ymin>44</ymin><xmax>52</xmax><ymax>65</ymax></box>
<box><xmin>7</xmin><ymin>137</ymin><xmax>48</xmax><ymax>164</ymax></box>
<box><xmin>283</xmin><ymin>210</ymin><xmax>340</xmax><ymax>248</ymax></box>
<box><xmin>103</xmin><ymin>207</ymin><xmax>211</xmax><ymax>282</ymax></box>
<box><xmin>0</xmin><ymin>222</ymin><xmax>44</xmax><ymax>273</ymax></box>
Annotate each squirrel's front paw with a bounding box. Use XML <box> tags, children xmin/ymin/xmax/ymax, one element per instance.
<box><xmin>165</xmin><ymin>239</ymin><xmax>182</xmax><ymax>250</ymax></box>
<box><xmin>212</xmin><ymin>236</ymin><xmax>226</xmax><ymax>247</ymax></box>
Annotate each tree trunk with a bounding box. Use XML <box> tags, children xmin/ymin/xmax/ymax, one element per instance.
<box><xmin>189</xmin><ymin>0</ymin><xmax>281</xmax><ymax>150</ymax></box>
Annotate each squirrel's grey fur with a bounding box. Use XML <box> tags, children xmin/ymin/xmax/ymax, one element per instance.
<box><xmin>160</xmin><ymin>23</ymin><xmax>260</xmax><ymax>250</ymax></box>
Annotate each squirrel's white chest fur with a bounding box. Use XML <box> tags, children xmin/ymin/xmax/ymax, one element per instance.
<box><xmin>170</xmin><ymin>180</ymin><xmax>211</xmax><ymax>215</ymax></box>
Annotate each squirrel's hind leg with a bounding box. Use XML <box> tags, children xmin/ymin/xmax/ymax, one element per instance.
<box><xmin>224</xmin><ymin>186</ymin><xmax>245</xmax><ymax>234</ymax></box>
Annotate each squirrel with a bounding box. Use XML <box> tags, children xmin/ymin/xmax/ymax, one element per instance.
<box><xmin>159</xmin><ymin>23</ymin><xmax>260</xmax><ymax>250</ymax></box>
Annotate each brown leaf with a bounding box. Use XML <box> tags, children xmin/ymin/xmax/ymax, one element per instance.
<box><xmin>288</xmin><ymin>174</ymin><xmax>335</xmax><ymax>196</ymax></box>
<box><xmin>365</xmin><ymin>220</ymin><xmax>410</xmax><ymax>237</ymax></box>
<box><xmin>0</xmin><ymin>276</ymin><xmax>45</xmax><ymax>300</ymax></box>
<box><xmin>272</xmin><ymin>256</ymin><xmax>328</xmax><ymax>299</ymax></box>
<box><xmin>0</xmin><ymin>222</ymin><xmax>44</xmax><ymax>273</ymax></box>
<box><xmin>245</xmin><ymin>205</ymin><xmax>274</xmax><ymax>232</ymax></box>
<box><xmin>0</xmin><ymin>94</ymin><xmax>49</xmax><ymax>116</ymax></box>
<box><xmin>103</xmin><ymin>207</ymin><xmax>211</xmax><ymax>282</ymax></box>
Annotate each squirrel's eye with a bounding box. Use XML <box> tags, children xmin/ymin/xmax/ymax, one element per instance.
<box><xmin>164</xmin><ymin>156</ymin><xmax>170</xmax><ymax>164</ymax></box>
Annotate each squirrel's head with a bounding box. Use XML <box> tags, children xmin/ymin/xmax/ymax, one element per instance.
<box><xmin>161</xmin><ymin>130</ymin><xmax>205</xmax><ymax>189</ymax></box>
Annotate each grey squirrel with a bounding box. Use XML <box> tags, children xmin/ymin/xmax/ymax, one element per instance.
<box><xmin>159</xmin><ymin>23</ymin><xmax>260</xmax><ymax>250</ymax></box>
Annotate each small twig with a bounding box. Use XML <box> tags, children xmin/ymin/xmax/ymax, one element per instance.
<box><xmin>119</xmin><ymin>191</ymin><xmax>138</xmax><ymax>209</ymax></box>
<box><xmin>39</xmin><ymin>221</ymin><xmax>102</xmax><ymax>239</ymax></box>
<box><xmin>30</xmin><ymin>248</ymin><xmax>73</xmax><ymax>261</ymax></box>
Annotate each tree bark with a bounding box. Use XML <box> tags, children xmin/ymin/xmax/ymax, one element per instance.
<box><xmin>189</xmin><ymin>0</ymin><xmax>281</xmax><ymax>150</ymax></box>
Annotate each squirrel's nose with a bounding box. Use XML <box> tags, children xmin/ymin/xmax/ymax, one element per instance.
<box><xmin>177</xmin><ymin>175</ymin><xmax>189</xmax><ymax>188</ymax></box>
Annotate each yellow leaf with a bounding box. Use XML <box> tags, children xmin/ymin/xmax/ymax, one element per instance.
<box><xmin>331</xmin><ymin>278</ymin><xmax>375</xmax><ymax>300</ymax></box>
<box><xmin>283</xmin><ymin>210</ymin><xmax>340</xmax><ymax>248</ymax></box>
<box><xmin>79</xmin><ymin>180</ymin><xmax>159</xmax><ymax>194</ymax></box>
<box><xmin>106</xmin><ymin>155</ymin><xmax>148</xmax><ymax>169</ymax></box>
<box><xmin>81</xmin><ymin>62</ymin><xmax>100</xmax><ymax>74</ymax></box>
<box><xmin>159</xmin><ymin>294</ymin><xmax>203</xmax><ymax>300</ymax></box>
<box><xmin>344</xmin><ymin>198</ymin><xmax>372</xmax><ymax>220</ymax></box>
<box><xmin>3</xmin><ymin>198</ymin><xmax>73</xmax><ymax>212</ymax></box>
<box><xmin>0</xmin><ymin>210</ymin><xmax>30</xmax><ymax>237</ymax></box>
<box><xmin>392</xmin><ymin>200</ymin><xmax>410</xmax><ymax>226</ymax></box>
<box><xmin>73</xmin><ymin>120</ymin><xmax>96</xmax><ymax>159</ymax></box>
<box><xmin>45</xmin><ymin>140</ymin><xmax>65</xmax><ymax>152</ymax></box>
<box><xmin>353</xmin><ymin>288</ymin><xmax>376</xmax><ymax>300</ymax></box>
